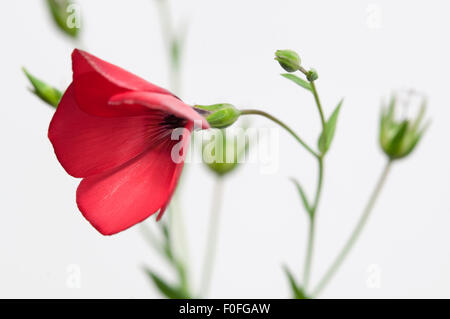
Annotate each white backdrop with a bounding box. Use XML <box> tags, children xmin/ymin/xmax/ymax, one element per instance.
<box><xmin>0</xmin><ymin>0</ymin><xmax>449</xmax><ymax>298</ymax></box>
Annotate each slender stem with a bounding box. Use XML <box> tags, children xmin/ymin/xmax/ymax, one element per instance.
<box><xmin>200</xmin><ymin>178</ymin><xmax>224</xmax><ymax>297</ymax></box>
<box><xmin>155</xmin><ymin>0</ymin><xmax>172</xmax><ymax>46</ymax></box>
<box><xmin>302</xmin><ymin>157</ymin><xmax>324</xmax><ymax>290</ymax></box>
<box><xmin>139</xmin><ymin>223</ymin><xmax>164</xmax><ymax>256</ymax></box>
<box><xmin>303</xmin><ymin>219</ymin><xmax>315</xmax><ymax>290</ymax></box>
<box><xmin>240</xmin><ymin>109</ymin><xmax>319</xmax><ymax>158</ymax></box>
<box><xmin>312</xmin><ymin>160</ymin><xmax>393</xmax><ymax>296</ymax></box>
<box><xmin>301</xmin><ymin>79</ymin><xmax>326</xmax><ymax>292</ymax></box>
<box><xmin>155</xmin><ymin>0</ymin><xmax>181</xmax><ymax>94</ymax></box>
<box><xmin>310</xmin><ymin>81</ymin><xmax>326</xmax><ymax>128</ymax></box>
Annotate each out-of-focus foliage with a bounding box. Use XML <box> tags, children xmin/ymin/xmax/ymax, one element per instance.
<box><xmin>379</xmin><ymin>95</ymin><xmax>429</xmax><ymax>160</ymax></box>
<box><xmin>202</xmin><ymin>128</ymin><xmax>249</xmax><ymax>177</ymax></box>
<box><xmin>23</xmin><ymin>68</ymin><xmax>62</xmax><ymax>108</ymax></box>
<box><xmin>283</xmin><ymin>266</ymin><xmax>309</xmax><ymax>299</ymax></box>
<box><xmin>46</xmin><ymin>0</ymin><xmax>80</xmax><ymax>38</ymax></box>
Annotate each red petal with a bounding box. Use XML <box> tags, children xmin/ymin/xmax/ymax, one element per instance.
<box><xmin>71</xmin><ymin>49</ymin><xmax>173</xmax><ymax>117</ymax></box>
<box><xmin>48</xmin><ymin>85</ymin><xmax>167</xmax><ymax>178</ymax></box>
<box><xmin>156</xmin><ymin>122</ymin><xmax>194</xmax><ymax>220</ymax></box>
<box><xmin>109</xmin><ymin>91</ymin><xmax>210</xmax><ymax>130</ymax></box>
<box><xmin>76</xmin><ymin>129</ymin><xmax>191</xmax><ymax>235</ymax></box>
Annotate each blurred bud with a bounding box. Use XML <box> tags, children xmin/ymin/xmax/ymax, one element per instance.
<box><xmin>202</xmin><ymin>128</ymin><xmax>249</xmax><ymax>176</ymax></box>
<box><xmin>194</xmin><ymin>103</ymin><xmax>241</xmax><ymax>129</ymax></box>
<box><xmin>275</xmin><ymin>50</ymin><xmax>301</xmax><ymax>72</ymax></box>
<box><xmin>23</xmin><ymin>68</ymin><xmax>62</xmax><ymax>108</ymax></box>
<box><xmin>306</xmin><ymin>69</ymin><xmax>318</xmax><ymax>81</ymax></box>
<box><xmin>47</xmin><ymin>0</ymin><xmax>80</xmax><ymax>38</ymax></box>
<box><xmin>379</xmin><ymin>94</ymin><xmax>429</xmax><ymax>160</ymax></box>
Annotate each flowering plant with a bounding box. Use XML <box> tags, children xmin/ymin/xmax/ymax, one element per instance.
<box><xmin>23</xmin><ymin>0</ymin><xmax>429</xmax><ymax>299</ymax></box>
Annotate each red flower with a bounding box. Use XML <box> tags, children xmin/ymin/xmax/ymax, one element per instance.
<box><xmin>48</xmin><ymin>49</ymin><xmax>209</xmax><ymax>235</ymax></box>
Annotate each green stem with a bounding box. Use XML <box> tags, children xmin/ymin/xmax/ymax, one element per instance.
<box><xmin>240</xmin><ymin>109</ymin><xmax>319</xmax><ymax>158</ymax></box>
<box><xmin>139</xmin><ymin>223</ymin><xmax>164</xmax><ymax>256</ymax></box>
<box><xmin>302</xmin><ymin>157</ymin><xmax>324</xmax><ymax>290</ymax></box>
<box><xmin>312</xmin><ymin>160</ymin><xmax>393</xmax><ymax>296</ymax></box>
<box><xmin>155</xmin><ymin>0</ymin><xmax>181</xmax><ymax>93</ymax></box>
<box><xmin>310</xmin><ymin>81</ymin><xmax>326</xmax><ymax>128</ymax></box>
<box><xmin>200</xmin><ymin>178</ymin><xmax>224</xmax><ymax>297</ymax></box>
<box><xmin>301</xmin><ymin>79</ymin><xmax>326</xmax><ymax>292</ymax></box>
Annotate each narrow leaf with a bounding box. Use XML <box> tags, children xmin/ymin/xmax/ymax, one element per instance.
<box><xmin>283</xmin><ymin>266</ymin><xmax>308</xmax><ymax>299</ymax></box>
<box><xmin>23</xmin><ymin>68</ymin><xmax>62</xmax><ymax>108</ymax></box>
<box><xmin>318</xmin><ymin>99</ymin><xmax>343</xmax><ymax>154</ymax></box>
<box><xmin>289</xmin><ymin>177</ymin><xmax>311</xmax><ymax>217</ymax></box>
<box><xmin>281</xmin><ymin>73</ymin><xmax>312</xmax><ymax>91</ymax></box>
<box><xmin>143</xmin><ymin>267</ymin><xmax>189</xmax><ymax>299</ymax></box>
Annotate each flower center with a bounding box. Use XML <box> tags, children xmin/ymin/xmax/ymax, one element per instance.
<box><xmin>162</xmin><ymin>114</ymin><xmax>187</xmax><ymax>130</ymax></box>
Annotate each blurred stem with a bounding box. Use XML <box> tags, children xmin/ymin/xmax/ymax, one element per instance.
<box><xmin>155</xmin><ymin>0</ymin><xmax>173</xmax><ymax>51</ymax></box>
<box><xmin>169</xmin><ymin>194</ymin><xmax>189</xmax><ymax>267</ymax></box>
<box><xmin>200</xmin><ymin>178</ymin><xmax>224</xmax><ymax>297</ymax></box>
<box><xmin>155</xmin><ymin>0</ymin><xmax>181</xmax><ymax>93</ymax></box>
<box><xmin>302</xmin><ymin>156</ymin><xmax>324</xmax><ymax>290</ymax></box>
<box><xmin>301</xmin><ymin>80</ymin><xmax>326</xmax><ymax>292</ymax></box>
<box><xmin>240</xmin><ymin>109</ymin><xmax>319</xmax><ymax>158</ymax></box>
<box><xmin>139</xmin><ymin>223</ymin><xmax>164</xmax><ymax>256</ymax></box>
<box><xmin>312</xmin><ymin>160</ymin><xmax>393</xmax><ymax>296</ymax></box>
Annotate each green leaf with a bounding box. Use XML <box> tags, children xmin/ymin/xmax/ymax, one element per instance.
<box><xmin>289</xmin><ymin>178</ymin><xmax>311</xmax><ymax>218</ymax></box>
<box><xmin>281</xmin><ymin>73</ymin><xmax>312</xmax><ymax>91</ymax></box>
<box><xmin>143</xmin><ymin>267</ymin><xmax>189</xmax><ymax>299</ymax></box>
<box><xmin>318</xmin><ymin>99</ymin><xmax>343</xmax><ymax>154</ymax></box>
<box><xmin>23</xmin><ymin>68</ymin><xmax>62</xmax><ymax>108</ymax></box>
<box><xmin>47</xmin><ymin>0</ymin><xmax>80</xmax><ymax>38</ymax></box>
<box><xmin>283</xmin><ymin>266</ymin><xmax>309</xmax><ymax>299</ymax></box>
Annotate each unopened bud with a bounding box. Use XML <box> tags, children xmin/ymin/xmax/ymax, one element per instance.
<box><xmin>202</xmin><ymin>127</ymin><xmax>249</xmax><ymax>176</ymax></box>
<box><xmin>194</xmin><ymin>103</ymin><xmax>241</xmax><ymax>129</ymax></box>
<box><xmin>307</xmin><ymin>69</ymin><xmax>318</xmax><ymax>81</ymax></box>
<box><xmin>275</xmin><ymin>50</ymin><xmax>301</xmax><ymax>73</ymax></box>
<box><xmin>47</xmin><ymin>0</ymin><xmax>80</xmax><ymax>38</ymax></box>
<box><xmin>379</xmin><ymin>94</ymin><xmax>429</xmax><ymax>160</ymax></box>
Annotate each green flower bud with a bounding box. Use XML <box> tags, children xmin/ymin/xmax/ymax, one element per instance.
<box><xmin>306</xmin><ymin>69</ymin><xmax>318</xmax><ymax>81</ymax></box>
<box><xmin>23</xmin><ymin>68</ymin><xmax>62</xmax><ymax>108</ymax></box>
<box><xmin>194</xmin><ymin>103</ymin><xmax>241</xmax><ymax>129</ymax></box>
<box><xmin>379</xmin><ymin>95</ymin><xmax>429</xmax><ymax>160</ymax></box>
<box><xmin>202</xmin><ymin>127</ymin><xmax>249</xmax><ymax>176</ymax></box>
<box><xmin>47</xmin><ymin>0</ymin><xmax>80</xmax><ymax>38</ymax></box>
<box><xmin>275</xmin><ymin>50</ymin><xmax>301</xmax><ymax>73</ymax></box>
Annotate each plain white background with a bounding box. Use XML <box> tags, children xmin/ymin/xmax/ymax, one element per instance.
<box><xmin>0</xmin><ymin>0</ymin><xmax>449</xmax><ymax>298</ymax></box>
